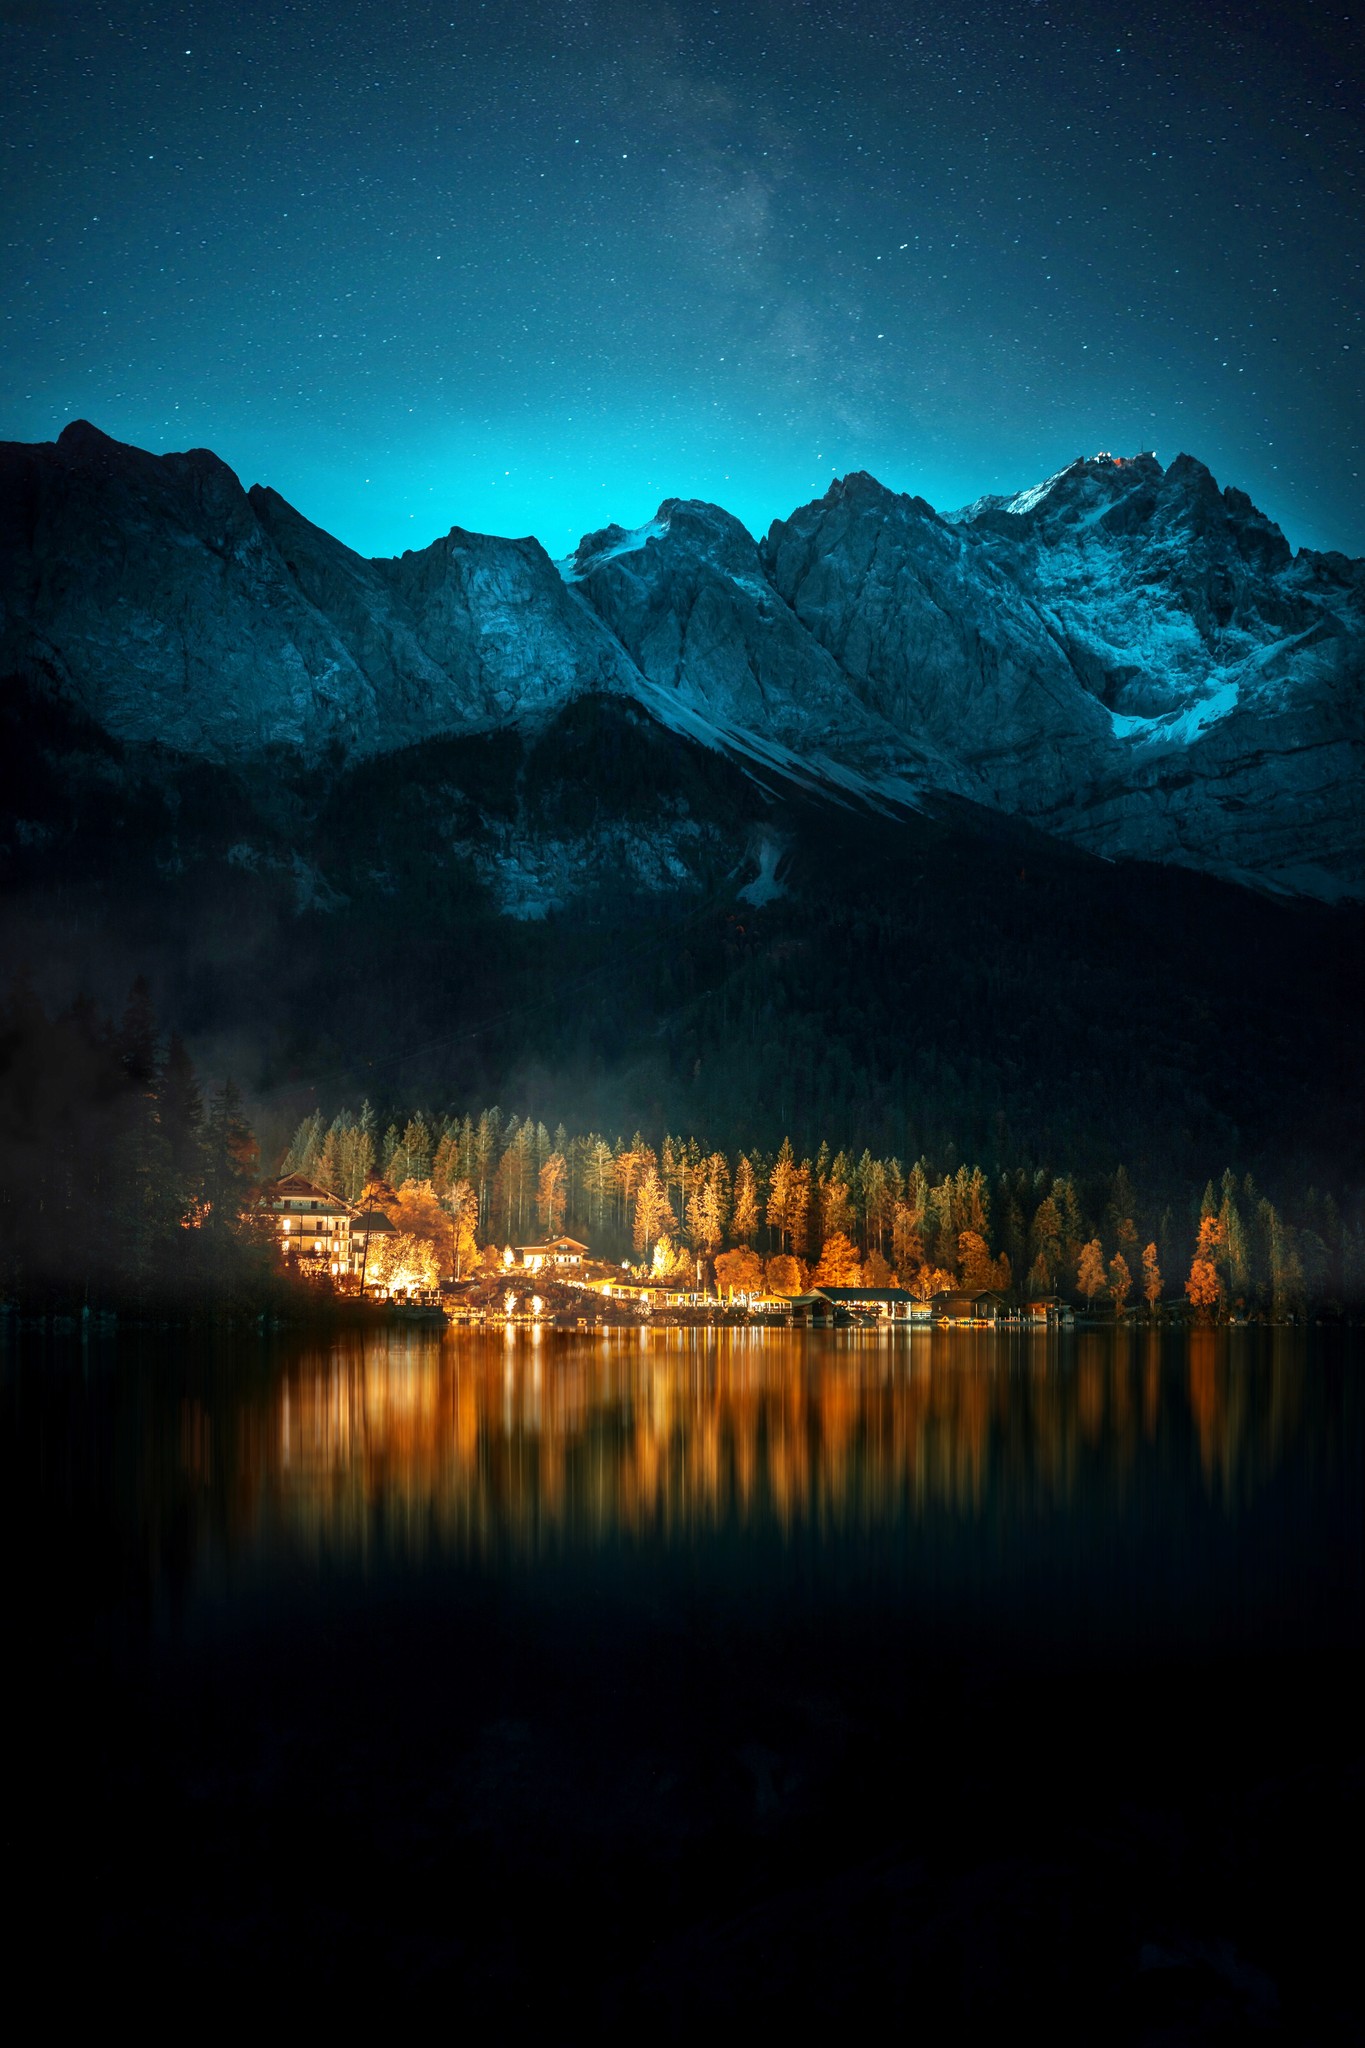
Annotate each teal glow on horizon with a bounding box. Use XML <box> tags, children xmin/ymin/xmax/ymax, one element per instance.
<box><xmin>4</xmin><ymin>0</ymin><xmax>1360</xmax><ymax>558</ymax></box>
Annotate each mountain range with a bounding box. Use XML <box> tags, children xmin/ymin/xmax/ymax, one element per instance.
<box><xmin>2</xmin><ymin>421</ymin><xmax>1361</xmax><ymax>901</ymax></box>
<box><xmin>0</xmin><ymin>421</ymin><xmax>1360</xmax><ymax>1181</ymax></box>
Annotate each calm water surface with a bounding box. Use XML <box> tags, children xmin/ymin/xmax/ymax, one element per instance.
<box><xmin>6</xmin><ymin>1324</ymin><xmax>1362</xmax><ymax>2032</ymax></box>
<box><xmin>11</xmin><ymin>1322</ymin><xmax>1358</xmax><ymax>1653</ymax></box>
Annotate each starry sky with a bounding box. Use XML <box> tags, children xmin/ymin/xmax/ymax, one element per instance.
<box><xmin>3</xmin><ymin>0</ymin><xmax>1362</xmax><ymax>556</ymax></box>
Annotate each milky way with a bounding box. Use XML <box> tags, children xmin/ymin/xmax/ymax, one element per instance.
<box><xmin>3</xmin><ymin>0</ymin><xmax>1361</xmax><ymax>553</ymax></box>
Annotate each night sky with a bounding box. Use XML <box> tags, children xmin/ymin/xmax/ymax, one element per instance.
<box><xmin>3</xmin><ymin>0</ymin><xmax>1361</xmax><ymax>556</ymax></box>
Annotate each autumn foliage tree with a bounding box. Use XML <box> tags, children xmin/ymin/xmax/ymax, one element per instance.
<box><xmin>536</xmin><ymin>1151</ymin><xmax>567</xmax><ymax>1236</ymax></box>
<box><xmin>715</xmin><ymin>1246</ymin><xmax>764</xmax><ymax>1298</ymax></box>
<box><xmin>731</xmin><ymin>1155</ymin><xmax>760</xmax><ymax>1244</ymax></box>
<box><xmin>633</xmin><ymin>1166</ymin><xmax>674</xmax><ymax>1257</ymax></box>
<box><xmin>813</xmin><ymin>1232</ymin><xmax>862</xmax><ymax>1286</ymax></box>
<box><xmin>446</xmin><ymin>1178</ymin><xmax>480</xmax><ymax>1277</ymax></box>
<box><xmin>369</xmin><ymin>1231</ymin><xmax>439</xmax><ymax>1295</ymax></box>
<box><xmin>765</xmin><ymin>1254</ymin><xmax>806</xmax><ymax>1296</ymax></box>
<box><xmin>1186</xmin><ymin>1215</ymin><xmax>1224</xmax><ymax>1318</ymax></box>
<box><xmin>1076</xmin><ymin>1238</ymin><xmax>1107</xmax><ymax>1304</ymax></box>
<box><xmin>907</xmin><ymin>1262</ymin><xmax>956</xmax><ymax>1302</ymax></box>
<box><xmin>958</xmin><ymin>1229</ymin><xmax>1009</xmax><ymax>1293</ymax></box>
<box><xmin>270</xmin><ymin>1091</ymin><xmax>1361</xmax><ymax>1323</ymax></box>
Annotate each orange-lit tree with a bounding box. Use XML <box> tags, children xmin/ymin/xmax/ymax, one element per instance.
<box><xmin>369</xmin><ymin>1231</ymin><xmax>439</xmax><ymax>1296</ymax></box>
<box><xmin>446</xmin><ymin>1178</ymin><xmax>480</xmax><ymax>1278</ymax></box>
<box><xmin>959</xmin><ymin>1229</ymin><xmax>1009</xmax><ymax>1293</ymax></box>
<box><xmin>1185</xmin><ymin>1215</ymin><xmax>1224</xmax><ymax>1319</ymax></box>
<box><xmin>536</xmin><ymin>1151</ymin><xmax>567</xmax><ymax>1236</ymax></box>
<box><xmin>715</xmin><ymin>1246</ymin><xmax>763</xmax><ymax>1299</ymax></box>
<box><xmin>765</xmin><ymin>1253</ymin><xmax>806</xmax><ymax>1297</ymax></box>
<box><xmin>1076</xmin><ymin>1238</ymin><xmax>1107</xmax><ymax>1304</ymax></box>
<box><xmin>731</xmin><ymin>1155</ymin><xmax>760</xmax><ymax>1244</ymax></box>
<box><xmin>908</xmin><ymin>1262</ymin><xmax>956</xmax><ymax>1302</ymax></box>
<box><xmin>813</xmin><ymin>1232</ymin><xmax>862</xmax><ymax>1286</ymax></box>
<box><xmin>633</xmin><ymin>1166</ymin><xmax>674</xmax><ymax>1259</ymax></box>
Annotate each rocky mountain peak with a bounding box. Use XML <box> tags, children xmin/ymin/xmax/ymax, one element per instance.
<box><xmin>0</xmin><ymin>421</ymin><xmax>1358</xmax><ymax>899</ymax></box>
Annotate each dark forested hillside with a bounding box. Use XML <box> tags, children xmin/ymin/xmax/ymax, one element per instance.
<box><xmin>2</xmin><ymin>677</ymin><xmax>1360</xmax><ymax>1206</ymax></box>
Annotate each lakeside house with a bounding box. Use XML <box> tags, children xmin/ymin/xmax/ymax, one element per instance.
<box><xmin>264</xmin><ymin>1174</ymin><xmax>355</xmax><ymax>1278</ymax></box>
<box><xmin>512</xmin><ymin>1237</ymin><xmax>591</xmax><ymax>1273</ymax></box>
<box><xmin>263</xmin><ymin>1174</ymin><xmax>401</xmax><ymax>1286</ymax></box>
<box><xmin>813</xmin><ymin>1286</ymin><xmax>921</xmax><ymax>1321</ymax></box>
<box><xmin>930</xmin><ymin>1289</ymin><xmax>1009</xmax><ymax>1326</ymax></box>
<box><xmin>590</xmin><ymin>1277</ymin><xmax>713</xmax><ymax>1309</ymax></box>
<box><xmin>1025</xmin><ymin>1296</ymin><xmax>1073</xmax><ymax>1327</ymax></box>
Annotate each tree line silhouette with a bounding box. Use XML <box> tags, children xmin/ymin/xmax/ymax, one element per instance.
<box><xmin>282</xmin><ymin>1100</ymin><xmax>1363</xmax><ymax>1319</ymax></box>
<box><xmin>0</xmin><ymin>979</ymin><xmax>273</xmax><ymax>1314</ymax></box>
<box><xmin>1</xmin><ymin>976</ymin><xmax>1358</xmax><ymax>1319</ymax></box>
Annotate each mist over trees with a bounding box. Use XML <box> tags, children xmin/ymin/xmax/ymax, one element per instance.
<box><xmin>0</xmin><ymin>978</ymin><xmax>273</xmax><ymax>1313</ymax></box>
<box><xmin>1</xmin><ymin>967</ymin><xmax>1357</xmax><ymax>1320</ymax></box>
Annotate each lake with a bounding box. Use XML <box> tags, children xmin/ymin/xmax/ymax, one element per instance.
<box><xmin>6</xmin><ymin>1324</ymin><xmax>1361</xmax><ymax>2036</ymax></box>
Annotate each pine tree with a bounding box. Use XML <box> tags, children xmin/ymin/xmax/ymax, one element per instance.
<box><xmin>731</xmin><ymin>1154</ymin><xmax>759</xmax><ymax>1244</ymax></box>
<box><xmin>1029</xmin><ymin>1197</ymin><xmax>1063</xmax><ymax>1292</ymax></box>
<box><xmin>283</xmin><ymin>1109</ymin><xmax>324</xmax><ymax>1179</ymax></box>
<box><xmin>891</xmin><ymin>1201</ymin><xmax>924</xmax><ymax>1277</ymax></box>
<box><xmin>160</xmin><ymin>1032</ymin><xmax>204</xmax><ymax>1188</ymax></box>
<box><xmin>766</xmin><ymin>1138</ymin><xmax>798</xmax><ymax>1252</ymax></box>
<box><xmin>1218</xmin><ymin>1169</ymin><xmax>1250</xmax><ymax>1302</ymax></box>
<box><xmin>1027</xmin><ymin>1251</ymin><xmax>1052</xmax><ymax>1299</ymax></box>
<box><xmin>813</xmin><ymin>1232</ymin><xmax>862</xmax><ymax>1286</ymax></box>
<box><xmin>431</xmin><ymin>1127</ymin><xmax>459</xmax><ymax>1197</ymax></box>
<box><xmin>536</xmin><ymin>1152</ymin><xmax>568</xmax><ymax>1236</ymax></box>
<box><xmin>633</xmin><ymin>1167</ymin><xmax>674</xmax><ymax>1257</ymax></box>
<box><xmin>445</xmin><ymin>1179</ymin><xmax>480</xmax><ymax>1278</ymax></box>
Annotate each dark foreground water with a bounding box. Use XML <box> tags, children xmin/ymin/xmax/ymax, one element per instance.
<box><xmin>5</xmin><ymin>1325</ymin><xmax>1361</xmax><ymax>2038</ymax></box>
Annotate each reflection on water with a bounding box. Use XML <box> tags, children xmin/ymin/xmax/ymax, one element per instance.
<box><xmin>158</xmin><ymin>1326</ymin><xmax>1345</xmax><ymax>1575</ymax></box>
<box><xmin>8</xmin><ymin>1325</ymin><xmax>1358</xmax><ymax>1649</ymax></box>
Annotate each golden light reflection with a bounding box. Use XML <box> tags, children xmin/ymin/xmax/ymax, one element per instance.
<box><xmin>184</xmin><ymin>1327</ymin><xmax>1311</xmax><ymax>1570</ymax></box>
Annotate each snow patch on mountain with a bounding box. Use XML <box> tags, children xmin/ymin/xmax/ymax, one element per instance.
<box><xmin>1110</xmin><ymin>680</ymin><xmax>1239</xmax><ymax>744</ymax></box>
<box><xmin>737</xmin><ymin>830</ymin><xmax>788</xmax><ymax>907</ymax></box>
<box><xmin>557</xmin><ymin>515</ymin><xmax>668</xmax><ymax>583</ymax></box>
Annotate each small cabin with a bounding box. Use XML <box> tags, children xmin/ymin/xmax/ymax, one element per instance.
<box><xmin>814</xmin><ymin>1286</ymin><xmax>918</xmax><ymax>1320</ymax></box>
<box><xmin>514</xmin><ymin>1236</ymin><xmax>590</xmax><ymax>1273</ymax></box>
<box><xmin>1025</xmin><ymin>1295</ymin><xmax>1071</xmax><ymax>1326</ymax></box>
<box><xmin>930</xmin><ymin>1289</ymin><xmax>1008</xmax><ymax>1326</ymax></box>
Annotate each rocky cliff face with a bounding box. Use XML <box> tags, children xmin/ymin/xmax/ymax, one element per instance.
<box><xmin>765</xmin><ymin>456</ymin><xmax>1364</xmax><ymax>895</ymax></box>
<box><xmin>1</xmin><ymin>423</ymin><xmax>1360</xmax><ymax>898</ymax></box>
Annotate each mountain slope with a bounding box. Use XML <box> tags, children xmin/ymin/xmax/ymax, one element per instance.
<box><xmin>0</xmin><ymin>422</ymin><xmax>1360</xmax><ymax>898</ymax></box>
<box><xmin>766</xmin><ymin>457</ymin><xmax>1364</xmax><ymax>895</ymax></box>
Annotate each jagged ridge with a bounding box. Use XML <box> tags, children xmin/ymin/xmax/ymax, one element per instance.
<box><xmin>0</xmin><ymin>423</ymin><xmax>1360</xmax><ymax>898</ymax></box>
